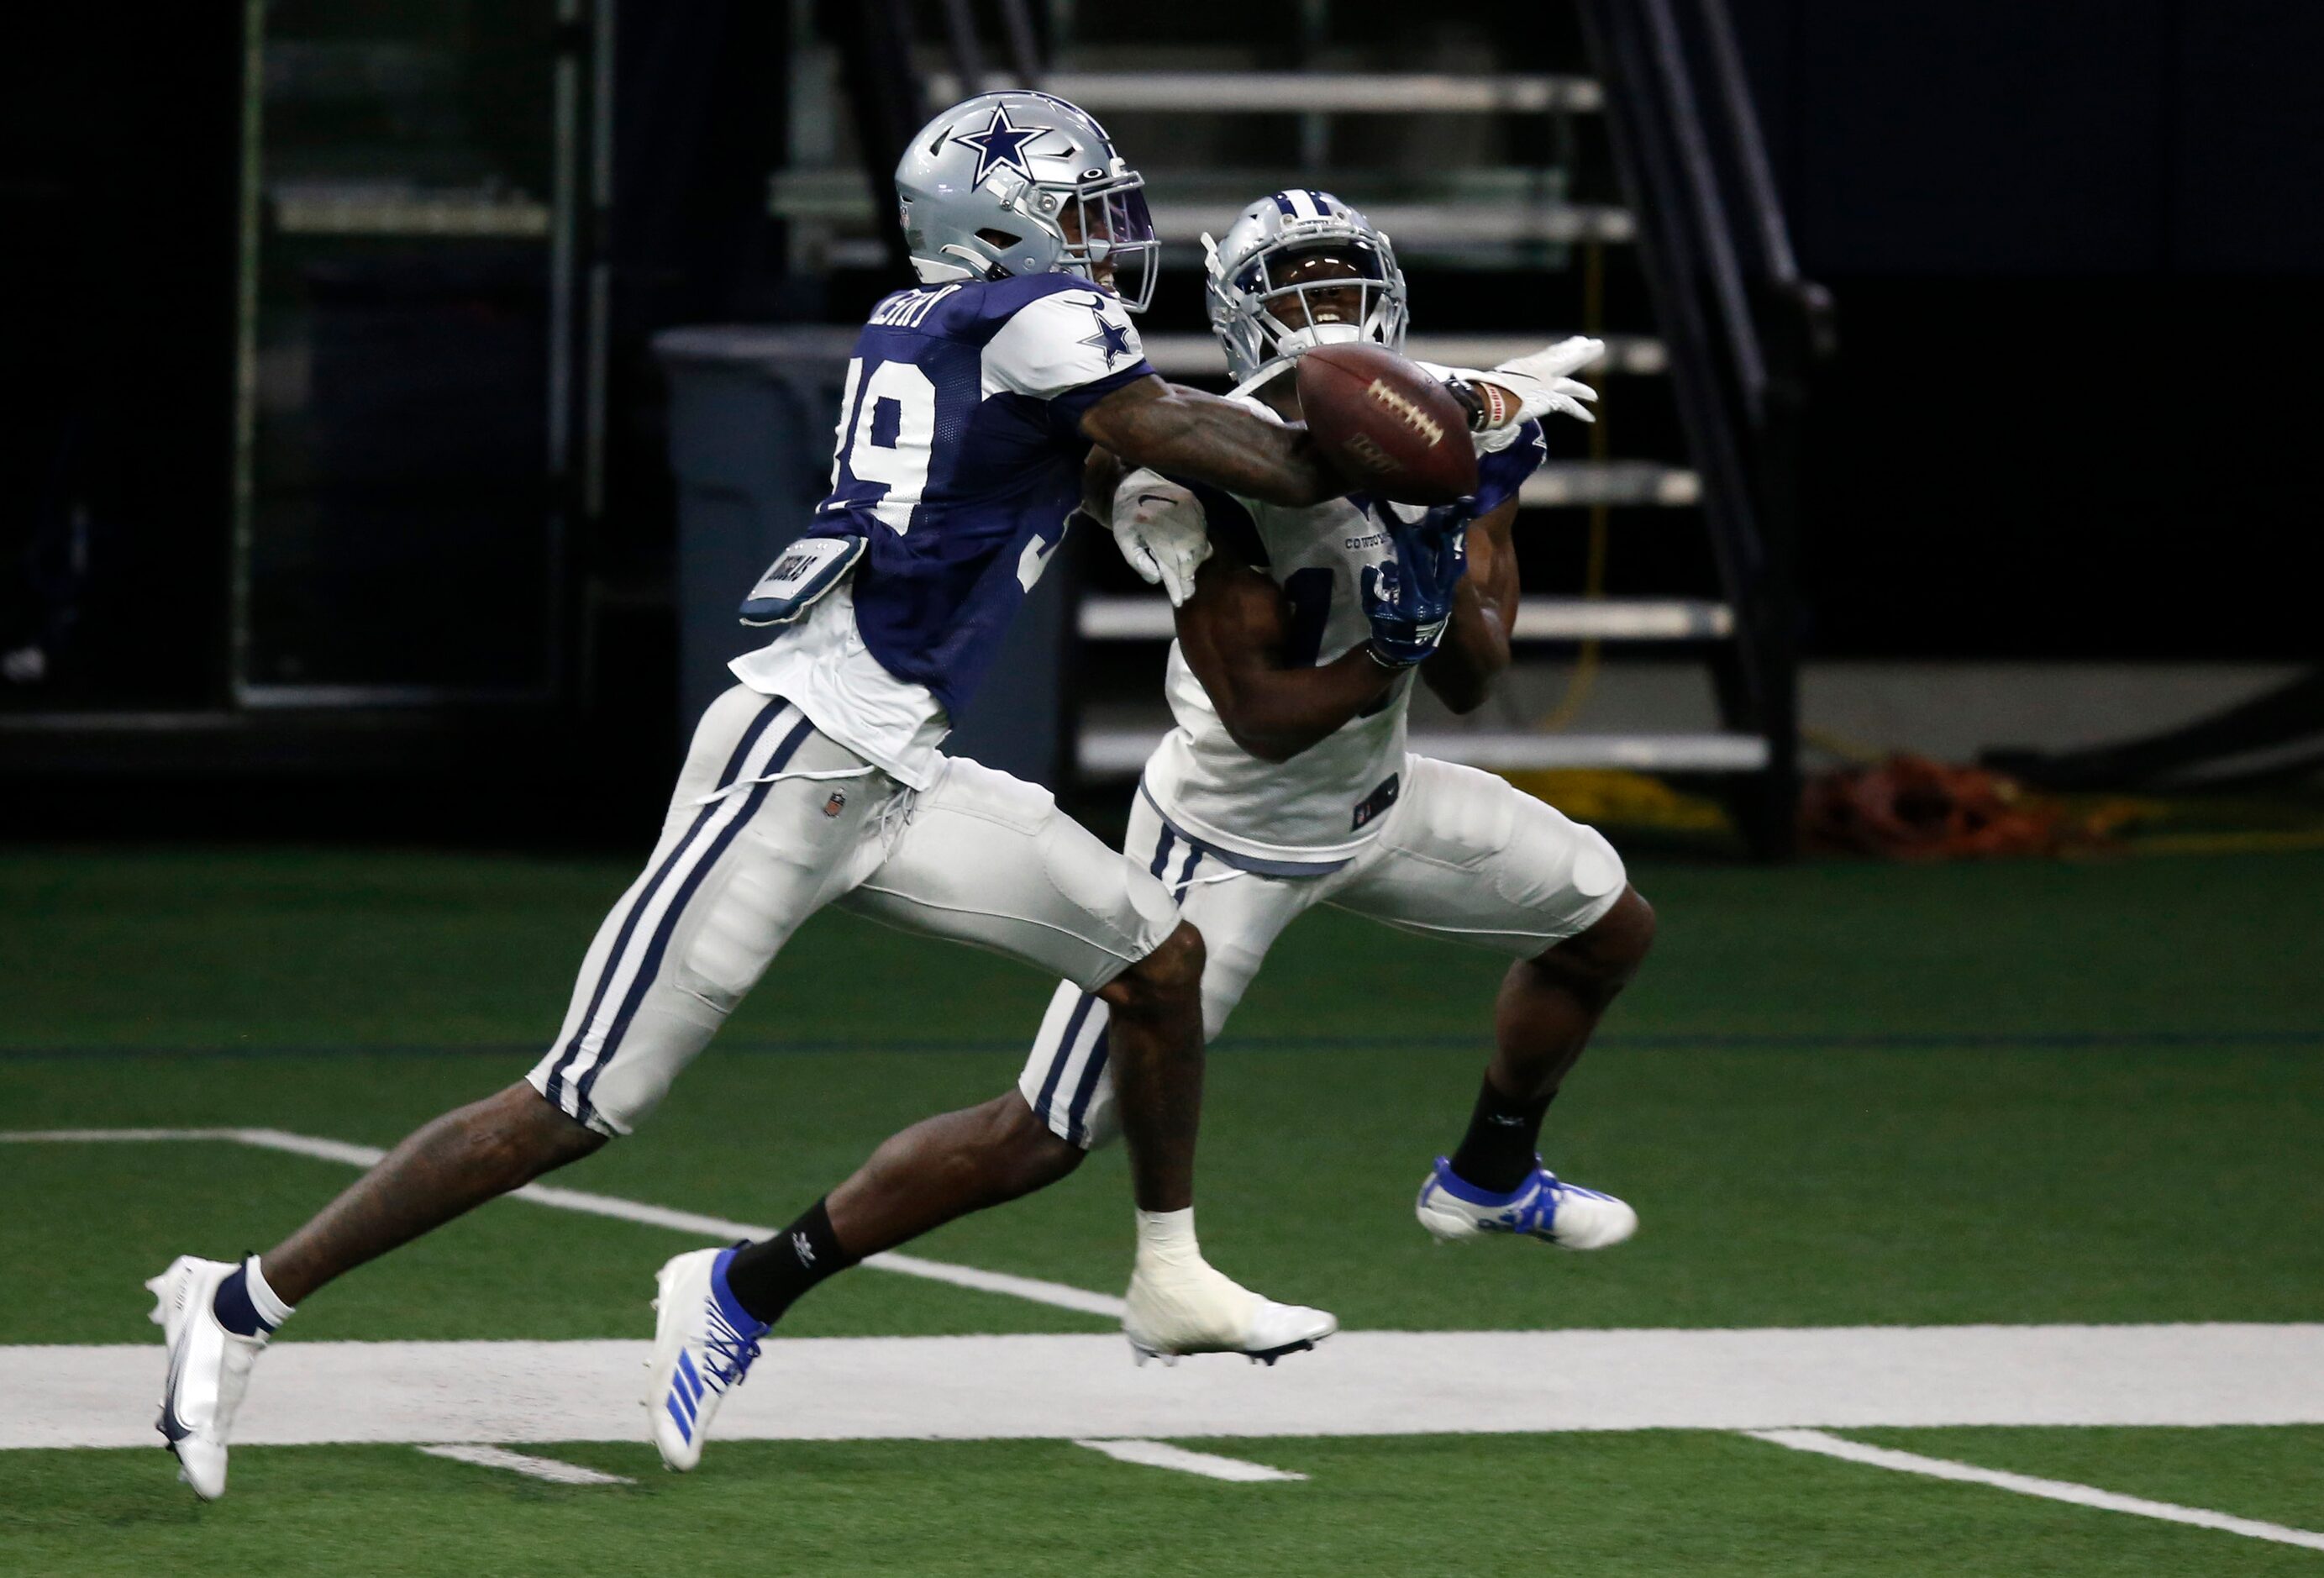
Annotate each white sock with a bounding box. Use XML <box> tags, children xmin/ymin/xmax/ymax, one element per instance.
<box><xmin>245</xmin><ymin>1255</ymin><xmax>297</xmax><ymax>1328</ymax></box>
<box><xmin>1135</xmin><ymin>1207</ymin><xmax>1201</xmax><ymax>1269</ymax></box>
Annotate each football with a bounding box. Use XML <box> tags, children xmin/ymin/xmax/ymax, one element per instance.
<box><xmin>1296</xmin><ymin>342</ymin><xmax>1480</xmax><ymax>505</ymax></box>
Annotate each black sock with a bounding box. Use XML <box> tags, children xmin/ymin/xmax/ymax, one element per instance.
<box><xmin>1447</xmin><ymin>1076</ymin><xmax>1555</xmax><ymax>1194</ymax></box>
<box><xmin>722</xmin><ymin>1199</ymin><xmax>860</xmax><ymax>1327</ymax></box>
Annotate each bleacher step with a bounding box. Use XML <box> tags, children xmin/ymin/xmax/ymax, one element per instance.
<box><xmin>1081</xmin><ymin>597</ymin><xmax>1732</xmax><ymax>643</ymax></box>
<box><xmin>924</xmin><ymin>71</ymin><xmax>1604</xmax><ymax>115</ymax></box>
<box><xmin>1137</xmin><ymin>333</ymin><xmax>1667</xmax><ymax>379</ymax></box>
<box><xmin>1523</xmin><ymin>463</ymin><xmax>1700</xmax><ymax>508</ymax></box>
<box><xmin>770</xmin><ymin>168</ymin><xmax>1632</xmax><ymax>250</ymax></box>
<box><xmin>1077</xmin><ymin>728</ymin><xmax>1769</xmax><ymax>776</ymax></box>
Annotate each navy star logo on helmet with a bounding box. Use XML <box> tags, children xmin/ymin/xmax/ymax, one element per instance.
<box><xmin>1077</xmin><ymin>299</ymin><xmax>1134</xmax><ymax>367</ymax></box>
<box><xmin>948</xmin><ymin>103</ymin><xmax>1049</xmax><ymax>187</ymax></box>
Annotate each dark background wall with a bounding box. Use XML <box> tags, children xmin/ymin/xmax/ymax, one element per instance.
<box><xmin>1734</xmin><ymin>0</ymin><xmax>2324</xmax><ymax>658</ymax></box>
<box><xmin>1</xmin><ymin>8</ymin><xmax>244</xmax><ymax>707</ymax></box>
<box><xmin>547</xmin><ymin>0</ymin><xmax>2324</xmax><ymax>664</ymax></box>
<box><xmin>5</xmin><ymin>0</ymin><xmax>2316</xmax><ymax>717</ymax></box>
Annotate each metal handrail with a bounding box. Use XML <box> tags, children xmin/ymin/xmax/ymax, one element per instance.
<box><xmin>1642</xmin><ymin>0</ymin><xmax>1766</xmax><ymax>422</ymax></box>
<box><xmin>936</xmin><ymin>0</ymin><xmax>1045</xmax><ymax>96</ymax></box>
<box><xmin>939</xmin><ymin>0</ymin><xmax>986</xmax><ymax>97</ymax></box>
<box><xmin>824</xmin><ymin>0</ymin><xmax>926</xmax><ymax>281</ymax></box>
<box><xmin>1691</xmin><ymin>0</ymin><xmax>1799</xmax><ymax>286</ymax></box>
<box><xmin>1575</xmin><ymin>0</ymin><xmax>1832</xmax><ymax>855</ymax></box>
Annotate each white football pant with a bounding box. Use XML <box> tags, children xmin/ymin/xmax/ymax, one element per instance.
<box><xmin>1020</xmin><ymin>756</ymin><xmax>1625</xmax><ymax>1148</ymax></box>
<box><xmin>529</xmin><ymin>685</ymin><xmax>1178</xmax><ymax>1134</ymax></box>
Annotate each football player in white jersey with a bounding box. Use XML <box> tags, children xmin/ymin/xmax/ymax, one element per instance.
<box><xmin>145</xmin><ymin>105</ymin><xmax>1578</xmax><ymax>1498</ymax></box>
<box><xmin>683</xmin><ymin>190</ymin><xmax>1654</xmax><ymax>1386</ymax></box>
<box><xmin>1020</xmin><ymin>190</ymin><xmax>1653</xmax><ymax>1250</ymax></box>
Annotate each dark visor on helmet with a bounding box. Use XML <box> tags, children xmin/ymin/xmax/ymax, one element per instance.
<box><xmin>1073</xmin><ymin>182</ymin><xmax>1158</xmax><ymax>312</ymax></box>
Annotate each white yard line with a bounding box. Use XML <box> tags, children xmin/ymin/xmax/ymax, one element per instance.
<box><xmin>1747</xmin><ymin>1428</ymin><xmax>2324</xmax><ymax>1554</ymax></box>
<box><xmin>15</xmin><ymin>1119</ymin><xmax>2324</xmax><ymax>1544</ymax></box>
<box><xmin>0</xmin><ymin>1125</ymin><xmax>1123</xmax><ymax>1319</ymax></box>
<box><xmin>1075</xmin><ymin>1439</ymin><xmax>1307</xmax><ymax>1482</ymax></box>
<box><xmin>417</xmin><ymin>1443</ymin><xmax>636</xmax><ymax>1486</ymax></box>
<box><xmin>12</xmin><ymin>1327</ymin><xmax>2324</xmax><ymax>1451</ymax></box>
<box><xmin>862</xmin><ymin>1251</ymin><xmax>1123</xmax><ymax>1318</ymax></box>
<box><xmin>0</xmin><ymin>1127</ymin><xmax>249</xmax><ymax>1144</ymax></box>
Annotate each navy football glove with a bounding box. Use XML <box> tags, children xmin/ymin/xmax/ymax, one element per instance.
<box><xmin>1360</xmin><ymin>497</ymin><xmax>1475</xmax><ymax>669</ymax></box>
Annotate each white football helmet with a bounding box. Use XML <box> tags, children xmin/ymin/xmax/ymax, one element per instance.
<box><xmin>1203</xmin><ymin>188</ymin><xmax>1408</xmax><ymax>387</ymax></box>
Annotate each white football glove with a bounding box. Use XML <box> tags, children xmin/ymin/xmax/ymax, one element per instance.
<box><xmin>1471</xmin><ymin>335</ymin><xmax>1605</xmax><ymax>429</ymax></box>
<box><xmin>1108</xmin><ymin>471</ymin><xmax>1212</xmax><ymax>608</ymax></box>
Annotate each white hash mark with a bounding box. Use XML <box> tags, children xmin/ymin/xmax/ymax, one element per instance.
<box><xmin>1075</xmin><ymin>1439</ymin><xmax>1306</xmax><ymax>1482</ymax></box>
<box><xmin>418</xmin><ymin>1443</ymin><xmax>635</xmax><ymax>1486</ymax></box>
<box><xmin>1746</xmin><ymin>1428</ymin><xmax>2324</xmax><ymax>1553</ymax></box>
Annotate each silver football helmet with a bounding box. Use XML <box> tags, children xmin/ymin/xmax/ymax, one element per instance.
<box><xmin>894</xmin><ymin>92</ymin><xmax>1159</xmax><ymax>312</ymax></box>
<box><xmin>1204</xmin><ymin>188</ymin><xmax>1408</xmax><ymax>387</ymax></box>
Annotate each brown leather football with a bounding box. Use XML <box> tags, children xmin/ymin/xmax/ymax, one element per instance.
<box><xmin>1295</xmin><ymin>342</ymin><xmax>1480</xmax><ymax>505</ymax></box>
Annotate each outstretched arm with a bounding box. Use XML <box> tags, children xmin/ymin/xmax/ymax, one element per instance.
<box><xmin>1421</xmin><ymin>496</ymin><xmax>1521</xmax><ymax>714</ymax></box>
<box><xmin>1081</xmin><ymin>376</ymin><xmax>1343</xmax><ymax>508</ymax></box>
<box><xmin>1175</xmin><ymin>558</ymin><xmax>1397</xmax><ymax>765</ymax></box>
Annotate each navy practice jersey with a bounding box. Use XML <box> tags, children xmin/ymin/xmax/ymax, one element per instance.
<box><xmin>808</xmin><ymin>271</ymin><xmax>1154</xmax><ymax>715</ymax></box>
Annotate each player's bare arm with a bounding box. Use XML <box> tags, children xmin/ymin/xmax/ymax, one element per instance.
<box><xmin>1175</xmin><ymin>555</ymin><xmax>1398</xmax><ymax>763</ymax></box>
<box><xmin>1422</xmin><ymin>496</ymin><xmax>1522</xmax><ymax>714</ymax></box>
<box><xmin>1081</xmin><ymin>375</ymin><xmax>1343</xmax><ymax>508</ymax></box>
<box><xmin>1081</xmin><ymin>441</ymin><xmax>1127</xmax><ymax>518</ymax></box>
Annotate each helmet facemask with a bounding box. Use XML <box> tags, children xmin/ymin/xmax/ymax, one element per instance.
<box><xmin>1054</xmin><ymin>176</ymin><xmax>1158</xmax><ymax>313</ymax></box>
<box><xmin>1206</xmin><ymin>223</ymin><xmax>1408</xmax><ymax>387</ymax></box>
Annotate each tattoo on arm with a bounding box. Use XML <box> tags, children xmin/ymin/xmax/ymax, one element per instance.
<box><xmin>1081</xmin><ymin>376</ymin><xmax>1344</xmax><ymax>508</ymax></box>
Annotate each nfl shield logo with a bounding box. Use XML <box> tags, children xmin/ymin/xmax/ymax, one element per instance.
<box><xmin>823</xmin><ymin>791</ymin><xmax>847</xmax><ymax>818</ymax></box>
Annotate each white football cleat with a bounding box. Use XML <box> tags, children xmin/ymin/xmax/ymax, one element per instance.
<box><xmin>647</xmin><ymin>1246</ymin><xmax>768</xmax><ymax>1472</ymax></box>
<box><xmin>1416</xmin><ymin>1157</ymin><xmax>1638</xmax><ymax>1250</ymax></box>
<box><xmin>1123</xmin><ymin>1254</ymin><xmax>1337</xmax><ymax>1366</ymax></box>
<box><xmin>147</xmin><ymin>1256</ymin><xmax>267</xmax><ymax>1501</ymax></box>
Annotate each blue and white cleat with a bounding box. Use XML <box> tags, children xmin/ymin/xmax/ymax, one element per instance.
<box><xmin>646</xmin><ymin>1246</ymin><xmax>768</xmax><ymax>1472</ymax></box>
<box><xmin>146</xmin><ymin>1255</ymin><xmax>266</xmax><ymax>1501</ymax></box>
<box><xmin>1415</xmin><ymin>1158</ymin><xmax>1638</xmax><ymax>1250</ymax></box>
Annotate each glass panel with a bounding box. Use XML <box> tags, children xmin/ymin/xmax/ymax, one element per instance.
<box><xmin>242</xmin><ymin>0</ymin><xmax>563</xmax><ymax>697</ymax></box>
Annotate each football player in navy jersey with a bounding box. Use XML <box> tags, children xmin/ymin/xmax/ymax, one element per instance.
<box><xmin>640</xmin><ymin>192</ymin><xmax>1655</xmax><ymax>1420</ymax></box>
<box><xmin>147</xmin><ymin>96</ymin><xmax>1585</xmax><ymax>1496</ymax></box>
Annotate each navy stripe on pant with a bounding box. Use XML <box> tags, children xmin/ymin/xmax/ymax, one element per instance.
<box><xmin>542</xmin><ymin>698</ymin><xmax>794</xmax><ymax>1117</ymax></box>
<box><xmin>569</xmin><ymin>712</ymin><xmax>817</xmax><ymax>1121</ymax></box>
<box><xmin>1050</xmin><ymin>815</ymin><xmax>1206</xmax><ymax>1144</ymax></box>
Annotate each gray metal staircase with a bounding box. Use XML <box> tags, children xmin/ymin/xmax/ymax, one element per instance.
<box><xmin>786</xmin><ymin>0</ymin><xmax>1823</xmax><ymax>852</ymax></box>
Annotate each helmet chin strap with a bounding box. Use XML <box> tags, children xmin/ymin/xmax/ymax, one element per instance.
<box><xmin>1276</xmin><ymin>321</ymin><xmax>1364</xmax><ymax>357</ymax></box>
<box><xmin>1228</xmin><ymin>365</ymin><xmax>1295</xmax><ymax>402</ymax></box>
<box><xmin>1232</xmin><ymin>323</ymin><xmax>1365</xmax><ymax>400</ymax></box>
<box><xmin>913</xmin><ymin>251</ymin><xmax>982</xmax><ymax>284</ymax></box>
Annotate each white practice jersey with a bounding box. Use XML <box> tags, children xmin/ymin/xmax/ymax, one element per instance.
<box><xmin>1138</xmin><ymin>397</ymin><xmax>1548</xmax><ymax>871</ymax></box>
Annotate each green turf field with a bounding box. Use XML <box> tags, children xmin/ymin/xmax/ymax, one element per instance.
<box><xmin>3</xmin><ymin>846</ymin><xmax>2321</xmax><ymax>1574</ymax></box>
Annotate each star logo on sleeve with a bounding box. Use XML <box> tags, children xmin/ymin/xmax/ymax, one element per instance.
<box><xmin>1078</xmin><ymin>298</ymin><xmax>1135</xmax><ymax>367</ymax></box>
<box><xmin>949</xmin><ymin>103</ymin><xmax>1049</xmax><ymax>187</ymax></box>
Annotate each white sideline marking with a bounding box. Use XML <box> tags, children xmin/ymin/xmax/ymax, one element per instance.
<box><xmin>0</xmin><ymin>1127</ymin><xmax>248</xmax><ymax>1144</ymax></box>
<box><xmin>11</xmin><ymin>1326</ymin><xmax>2324</xmax><ymax>1451</ymax></box>
<box><xmin>1075</xmin><ymin>1438</ymin><xmax>1306</xmax><ymax>1482</ymax></box>
<box><xmin>1748</xmin><ymin>1428</ymin><xmax>2324</xmax><ymax>1554</ymax></box>
<box><xmin>0</xmin><ymin>1126</ymin><xmax>1123</xmax><ymax>1320</ymax></box>
<box><xmin>417</xmin><ymin>1443</ymin><xmax>636</xmax><ymax>1486</ymax></box>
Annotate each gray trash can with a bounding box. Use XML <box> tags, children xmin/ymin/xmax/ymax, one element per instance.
<box><xmin>653</xmin><ymin>326</ymin><xmax>1069</xmax><ymax>788</ymax></box>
